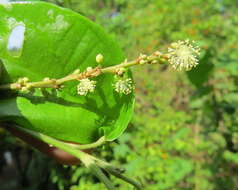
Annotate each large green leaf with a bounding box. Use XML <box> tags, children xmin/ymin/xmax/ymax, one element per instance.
<box><xmin>0</xmin><ymin>2</ymin><xmax>134</xmax><ymax>144</ymax></box>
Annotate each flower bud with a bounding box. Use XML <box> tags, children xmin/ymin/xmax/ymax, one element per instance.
<box><xmin>96</xmin><ymin>54</ymin><xmax>104</xmax><ymax>63</ymax></box>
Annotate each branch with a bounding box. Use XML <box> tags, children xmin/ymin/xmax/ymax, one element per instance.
<box><xmin>0</xmin><ymin>40</ymin><xmax>201</xmax><ymax>95</ymax></box>
<box><xmin>0</xmin><ymin>51</ymin><xmax>166</xmax><ymax>91</ymax></box>
<box><xmin>9</xmin><ymin>126</ymin><xmax>142</xmax><ymax>190</ymax></box>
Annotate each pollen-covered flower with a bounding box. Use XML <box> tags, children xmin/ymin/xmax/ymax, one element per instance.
<box><xmin>77</xmin><ymin>78</ymin><xmax>96</xmax><ymax>96</ymax></box>
<box><xmin>113</xmin><ymin>78</ymin><xmax>134</xmax><ymax>95</ymax></box>
<box><xmin>167</xmin><ymin>39</ymin><xmax>200</xmax><ymax>71</ymax></box>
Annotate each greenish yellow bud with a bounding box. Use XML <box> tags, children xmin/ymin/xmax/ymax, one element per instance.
<box><xmin>86</xmin><ymin>67</ymin><xmax>93</xmax><ymax>72</ymax></box>
<box><xmin>43</xmin><ymin>77</ymin><xmax>50</xmax><ymax>81</ymax></box>
<box><xmin>22</xmin><ymin>77</ymin><xmax>29</xmax><ymax>83</ymax></box>
<box><xmin>20</xmin><ymin>86</ymin><xmax>29</xmax><ymax>92</ymax></box>
<box><xmin>152</xmin><ymin>60</ymin><xmax>158</xmax><ymax>64</ymax></box>
<box><xmin>96</xmin><ymin>54</ymin><xmax>104</xmax><ymax>63</ymax></box>
<box><xmin>73</xmin><ymin>69</ymin><xmax>80</xmax><ymax>74</ymax></box>
<box><xmin>116</xmin><ymin>68</ymin><xmax>126</xmax><ymax>76</ymax></box>
<box><xmin>139</xmin><ymin>60</ymin><xmax>147</xmax><ymax>65</ymax></box>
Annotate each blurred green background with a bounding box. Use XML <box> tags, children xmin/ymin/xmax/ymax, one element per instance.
<box><xmin>1</xmin><ymin>0</ymin><xmax>238</xmax><ymax>189</ymax></box>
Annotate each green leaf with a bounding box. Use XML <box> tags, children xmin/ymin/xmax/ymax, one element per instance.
<box><xmin>223</xmin><ymin>151</ymin><xmax>238</xmax><ymax>165</ymax></box>
<box><xmin>187</xmin><ymin>50</ymin><xmax>214</xmax><ymax>88</ymax></box>
<box><xmin>0</xmin><ymin>2</ymin><xmax>134</xmax><ymax>144</ymax></box>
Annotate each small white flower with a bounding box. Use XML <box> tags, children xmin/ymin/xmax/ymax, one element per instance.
<box><xmin>113</xmin><ymin>78</ymin><xmax>134</xmax><ymax>95</ymax></box>
<box><xmin>77</xmin><ymin>79</ymin><xmax>96</xmax><ymax>96</ymax></box>
<box><xmin>167</xmin><ymin>39</ymin><xmax>200</xmax><ymax>71</ymax></box>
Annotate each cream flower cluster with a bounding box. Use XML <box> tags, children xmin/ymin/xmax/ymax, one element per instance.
<box><xmin>77</xmin><ymin>78</ymin><xmax>134</xmax><ymax>96</ymax></box>
<box><xmin>167</xmin><ymin>40</ymin><xmax>200</xmax><ymax>71</ymax></box>
<box><xmin>113</xmin><ymin>78</ymin><xmax>134</xmax><ymax>95</ymax></box>
<box><xmin>77</xmin><ymin>79</ymin><xmax>97</xmax><ymax>96</ymax></box>
<box><xmin>76</xmin><ymin>54</ymin><xmax>134</xmax><ymax>96</ymax></box>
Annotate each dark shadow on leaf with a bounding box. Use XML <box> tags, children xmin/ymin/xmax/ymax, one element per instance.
<box><xmin>18</xmin><ymin>84</ymin><xmax>130</xmax><ymax>131</ymax></box>
<box><xmin>187</xmin><ymin>50</ymin><xmax>214</xmax><ymax>88</ymax></box>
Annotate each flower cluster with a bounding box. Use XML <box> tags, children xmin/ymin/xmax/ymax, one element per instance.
<box><xmin>167</xmin><ymin>39</ymin><xmax>200</xmax><ymax>71</ymax></box>
<box><xmin>16</xmin><ymin>77</ymin><xmax>31</xmax><ymax>92</ymax></box>
<box><xmin>2</xmin><ymin>40</ymin><xmax>200</xmax><ymax>97</ymax></box>
<box><xmin>77</xmin><ymin>79</ymin><xmax>97</xmax><ymax>96</ymax></box>
<box><xmin>113</xmin><ymin>78</ymin><xmax>134</xmax><ymax>95</ymax></box>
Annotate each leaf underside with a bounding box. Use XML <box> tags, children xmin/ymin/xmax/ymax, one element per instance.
<box><xmin>0</xmin><ymin>2</ymin><xmax>134</xmax><ymax>144</ymax></box>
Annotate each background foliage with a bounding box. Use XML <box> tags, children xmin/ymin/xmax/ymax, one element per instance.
<box><xmin>1</xmin><ymin>0</ymin><xmax>238</xmax><ymax>189</ymax></box>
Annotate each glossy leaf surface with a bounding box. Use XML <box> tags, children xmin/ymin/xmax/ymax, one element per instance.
<box><xmin>0</xmin><ymin>2</ymin><xmax>134</xmax><ymax>144</ymax></box>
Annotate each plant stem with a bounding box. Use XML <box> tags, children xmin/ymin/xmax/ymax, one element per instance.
<box><xmin>101</xmin><ymin>51</ymin><xmax>165</xmax><ymax>73</ymax></box>
<box><xmin>107</xmin><ymin>169</ymin><xmax>142</xmax><ymax>190</ymax></box>
<box><xmin>12</xmin><ymin>126</ymin><xmax>90</xmax><ymax>159</ymax></box>
<box><xmin>64</xmin><ymin>136</ymin><xmax>106</xmax><ymax>150</ymax></box>
<box><xmin>95</xmin><ymin>159</ymin><xmax>142</xmax><ymax>190</ymax></box>
<box><xmin>87</xmin><ymin>163</ymin><xmax>116</xmax><ymax>190</ymax></box>
<box><xmin>0</xmin><ymin>51</ymin><xmax>166</xmax><ymax>91</ymax></box>
<box><xmin>12</xmin><ymin>126</ymin><xmax>115</xmax><ymax>189</ymax></box>
<box><xmin>11</xmin><ymin>126</ymin><xmax>142</xmax><ymax>190</ymax></box>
